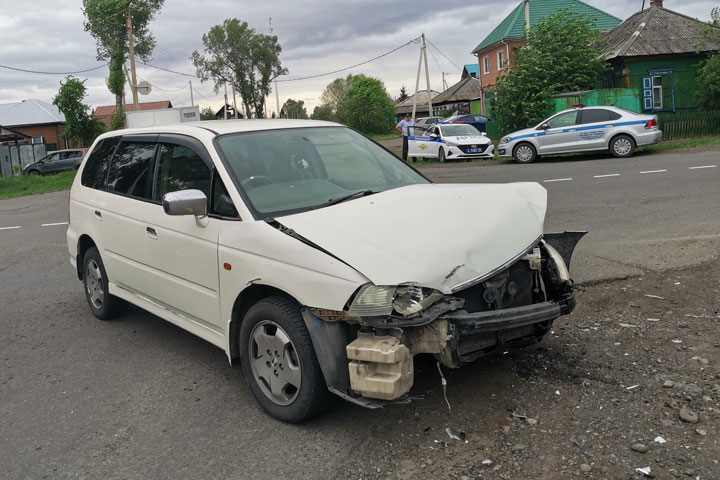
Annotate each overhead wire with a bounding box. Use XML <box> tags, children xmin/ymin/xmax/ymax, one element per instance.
<box><xmin>425</xmin><ymin>39</ymin><xmax>462</xmax><ymax>72</ymax></box>
<box><xmin>0</xmin><ymin>62</ymin><xmax>110</xmax><ymax>75</ymax></box>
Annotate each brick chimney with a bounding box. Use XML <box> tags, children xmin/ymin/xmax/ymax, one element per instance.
<box><xmin>650</xmin><ymin>0</ymin><xmax>663</xmax><ymax>7</ymax></box>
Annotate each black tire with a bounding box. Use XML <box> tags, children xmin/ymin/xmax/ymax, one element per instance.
<box><xmin>513</xmin><ymin>142</ymin><xmax>537</xmax><ymax>164</ymax></box>
<box><xmin>609</xmin><ymin>134</ymin><xmax>635</xmax><ymax>158</ymax></box>
<box><xmin>82</xmin><ymin>247</ymin><xmax>127</xmax><ymax>320</ymax></box>
<box><xmin>28</xmin><ymin>170</ymin><xmax>40</xmax><ymax>176</ymax></box>
<box><xmin>438</xmin><ymin>148</ymin><xmax>446</xmax><ymax>162</ymax></box>
<box><xmin>239</xmin><ymin>296</ymin><xmax>333</xmax><ymax>423</ymax></box>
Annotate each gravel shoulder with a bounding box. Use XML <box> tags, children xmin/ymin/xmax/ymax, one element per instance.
<box><xmin>332</xmin><ymin>259</ymin><xmax>720</xmax><ymax>479</ymax></box>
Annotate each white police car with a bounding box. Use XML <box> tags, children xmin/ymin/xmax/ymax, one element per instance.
<box><xmin>498</xmin><ymin>106</ymin><xmax>662</xmax><ymax>163</ymax></box>
<box><xmin>408</xmin><ymin>123</ymin><xmax>494</xmax><ymax>162</ymax></box>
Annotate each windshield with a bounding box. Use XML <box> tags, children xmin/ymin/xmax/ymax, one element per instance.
<box><xmin>440</xmin><ymin>124</ymin><xmax>481</xmax><ymax>136</ymax></box>
<box><xmin>216</xmin><ymin>126</ymin><xmax>429</xmax><ymax>218</ymax></box>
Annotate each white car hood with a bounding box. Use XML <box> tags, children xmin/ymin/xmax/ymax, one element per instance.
<box><xmin>276</xmin><ymin>183</ymin><xmax>547</xmax><ymax>293</ymax></box>
<box><xmin>445</xmin><ymin>135</ymin><xmax>492</xmax><ymax>145</ymax></box>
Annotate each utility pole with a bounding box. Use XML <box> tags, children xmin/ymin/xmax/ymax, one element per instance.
<box><xmin>224</xmin><ymin>82</ymin><xmax>229</xmax><ymax>120</ymax></box>
<box><xmin>411</xmin><ymin>37</ymin><xmax>423</xmax><ymax>121</ymax></box>
<box><xmin>231</xmin><ymin>82</ymin><xmax>239</xmax><ymax>119</ymax></box>
<box><xmin>124</xmin><ymin>10</ymin><xmax>140</xmax><ymax>112</ymax></box>
<box><xmin>189</xmin><ymin>80</ymin><xmax>194</xmax><ymax>106</ymax></box>
<box><xmin>422</xmin><ymin>34</ymin><xmax>433</xmax><ymax>117</ymax></box>
<box><xmin>269</xmin><ymin>18</ymin><xmax>280</xmax><ymax>118</ymax></box>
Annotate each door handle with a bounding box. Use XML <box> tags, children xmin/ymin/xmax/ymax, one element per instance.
<box><xmin>146</xmin><ymin>226</ymin><xmax>158</xmax><ymax>240</ymax></box>
<box><xmin>94</xmin><ymin>210</ymin><xmax>102</xmax><ymax>220</ymax></box>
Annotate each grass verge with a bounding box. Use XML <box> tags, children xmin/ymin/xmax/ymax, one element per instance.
<box><xmin>637</xmin><ymin>135</ymin><xmax>720</xmax><ymax>153</ymax></box>
<box><xmin>0</xmin><ymin>170</ymin><xmax>76</xmax><ymax>200</ymax></box>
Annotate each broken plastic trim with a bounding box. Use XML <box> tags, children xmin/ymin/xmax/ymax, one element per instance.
<box><xmin>542</xmin><ymin>231</ymin><xmax>587</xmax><ymax>269</ymax></box>
<box><xmin>358</xmin><ymin>297</ymin><xmax>466</xmax><ymax>328</ymax></box>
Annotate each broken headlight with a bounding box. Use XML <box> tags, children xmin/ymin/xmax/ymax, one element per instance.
<box><xmin>543</xmin><ymin>242</ymin><xmax>570</xmax><ymax>282</ymax></box>
<box><xmin>392</xmin><ymin>286</ymin><xmax>444</xmax><ymax>317</ymax></box>
<box><xmin>347</xmin><ymin>284</ymin><xmax>444</xmax><ymax>318</ymax></box>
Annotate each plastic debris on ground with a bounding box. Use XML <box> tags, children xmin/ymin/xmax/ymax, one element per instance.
<box><xmin>654</xmin><ymin>436</ymin><xmax>667</xmax><ymax>444</ymax></box>
<box><xmin>644</xmin><ymin>294</ymin><xmax>664</xmax><ymax>300</ymax></box>
<box><xmin>626</xmin><ymin>384</ymin><xmax>640</xmax><ymax>390</ymax></box>
<box><xmin>481</xmin><ymin>459</ymin><xmax>493</xmax><ymax>466</ymax></box>
<box><xmin>445</xmin><ymin>426</ymin><xmax>468</xmax><ymax>443</ymax></box>
<box><xmin>635</xmin><ymin>466</ymin><xmax>652</xmax><ymax>476</ymax></box>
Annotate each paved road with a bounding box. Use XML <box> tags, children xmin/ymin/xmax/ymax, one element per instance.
<box><xmin>0</xmin><ymin>147</ymin><xmax>718</xmax><ymax>479</ymax></box>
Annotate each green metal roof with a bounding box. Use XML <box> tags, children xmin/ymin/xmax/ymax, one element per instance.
<box><xmin>471</xmin><ymin>0</ymin><xmax>622</xmax><ymax>54</ymax></box>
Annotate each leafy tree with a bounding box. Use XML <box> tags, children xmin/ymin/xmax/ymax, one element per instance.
<box><xmin>317</xmin><ymin>75</ymin><xmax>355</xmax><ymax>121</ymax></box>
<box><xmin>83</xmin><ymin>0</ymin><xmax>164</xmax><ymax>113</ymax></box>
<box><xmin>282</xmin><ymin>99</ymin><xmax>308</xmax><ymax>119</ymax></box>
<box><xmin>52</xmin><ymin>76</ymin><xmax>106</xmax><ymax>146</ymax></box>
<box><xmin>696</xmin><ymin>8</ymin><xmax>720</xmax><ymax>110</ymax></box>
<box><xmin>397</xmin><ymin>85</ymin><xmax>409</xmax><ymax>102</ymax></box>
<box><xmin>110</xmin><ymin>106</ymin><xmax>126</xmax><ymax>130</ymax></box>
<box><xmin>340</xmin><ymin>75</ymin><xmax>395</xmax><ymax>134</ymax></box>
<box><xmin>191</xmin><ymin>19</ymin><xmax>287</xmax><ymax>119</ymax></box>
<box><xmin>200</xmin><ymin>106</ymin><xmax>216</xmax><ymax>120</ymax></box>
<box><xmin>311</xmin><ymin>104</ymin><xmax>334</xmax><ymax>121</ymax></box>
<box><xmin>491</xmin><ymin>10</ymin><xmax>608</xmax><ymax>133</ymax></box>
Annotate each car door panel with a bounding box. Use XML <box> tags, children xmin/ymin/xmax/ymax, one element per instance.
<box><xmin>537</xmin><ymin>112</ymin><xmax>579</xmax><ymax>154</ymax></box>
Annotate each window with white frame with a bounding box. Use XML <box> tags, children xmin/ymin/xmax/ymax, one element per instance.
<box><xmin>483</xmin><ymin>56</ymin><xmax>489</xmax><ymax>74</ymax></box>
<box><xmin>497</xmin><ymin>50</ymin><xmax>505</xmax><ymax>70</ymax></box>
<box><xmin>652</xmin><ymin>76</ymin><xmax>663</xmax><ymax>109</ymax></box>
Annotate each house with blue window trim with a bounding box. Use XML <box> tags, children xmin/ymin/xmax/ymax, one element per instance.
<box><xmin>602</xmin><ymin>0</ymin><xmax>720</xmax><ymax>113</ymax></box>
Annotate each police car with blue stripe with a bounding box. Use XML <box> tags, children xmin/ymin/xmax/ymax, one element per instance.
<box><xmin>408</xmin><ymin>123</ymin><xmax>494</xmax><ymax>162</ymax></box>
<box><xmin>497</xmin><ymin>106</ymin><xmax>662</xmax><ymax>163</ymax></box>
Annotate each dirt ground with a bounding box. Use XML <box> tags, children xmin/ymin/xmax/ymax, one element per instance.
<box><xmin>333</xmin><ymin>259</ymin><xmax>720</xmax><ymax>479</ymax></box>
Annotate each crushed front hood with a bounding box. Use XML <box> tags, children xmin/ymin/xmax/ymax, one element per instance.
<box><xmin>277</xmin><ymin>183</ymin><xmax>547</xmax><ymax>293</ymax></box>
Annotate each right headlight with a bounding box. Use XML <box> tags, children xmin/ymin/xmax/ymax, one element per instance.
<box><xmin>543</xmin><ymin>243</ymin><xmax>570</xmax><ymax>282</ymax></box>
<box><xmin>499</xmin><ymin>136</ymin><xmax>511</xmax><ymax>145</ymax></box>
<box><xmin>347</xmin><ymin>284</ymin><xmax>444</xmax><ymax>318</ymax></box>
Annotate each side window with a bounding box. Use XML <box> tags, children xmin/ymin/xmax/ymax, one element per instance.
<box><xmin>546</xmin><ymin>111</ymin><xmax>578</xmax><ymax>129</ymax></box>
<box><xmin>106</xmin><ymin>141</ymin><xmax>156</xmax><ymax>199</ymax></box>
<box><xmin>45</xmin><ymin>153</ymin><xmax>60</xmax><ymax>162</ymax></box>
<box><xmin>210</xmin><ymin>174</ymin><xmax>238</xmax><ymax>218</ymax></box>
<box><xmin>81</xmin><ymin>137</ymin><xmax>120</xmax><ymax>189</ymax></box>
<box><xmin>153</xmin><ymin>143</ymin><xmax>211</xmax><ymax>202</ymax></box>
<box><xmin>579</xmin><ymin>109</ymin><xmax>620</xmax><ymax>124</ymax></box>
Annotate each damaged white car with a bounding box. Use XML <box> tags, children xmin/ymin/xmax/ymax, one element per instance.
<box><xmin>67</xmin><ymin>120</ymin><xmax>584</xmax><ymax>422</ymax></box>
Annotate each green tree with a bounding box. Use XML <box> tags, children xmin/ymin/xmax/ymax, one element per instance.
<box><xmin>491</xmin><ymin>9</ymin><xmax>608</xmax><ymax>133</ymax></box>
<box><xmin>200</xmin><ymin>106</ymin><xmax>216</xmax><ymax>120</ymax></box>
<box><xmin>83</xmin><ymin>0</ymin><xmax>164</xmax><ymax>113</ymax></box>
<box><xmin>340</xmin><ymin>75</ymin><xmax>395</xmax><ymax>134</ymax></box>
<box><xmin>191</xmin><ymin>19</ymin><xmax>287</xmax><ymax>119</ymax></box>
<box><xmin>696</xmin><ymin>8</ymin><xmax>720</xmax><ymax>110</ymax></box>
<box><xmin>311</xmin><ymin>104</ymin><xmax>334</xmax><ymax>121</ymax></box>
<box><xmin>282</xmin><ymin>99</ymin><xmax>308</xmax><ymax>119</ymax></box>
<box><xmin>397</xmin><ymin>85</ymin><xmax>409</xmax><ymax>102</ymax></box>
<box><xmin>318</xmin><ymin>74</ymin><xmax>355</xmax><ymax>121</ymax></box>
<box><xmin>52</xmin><ymin>76</ymin><xmax>106</xmax><ymax>146</ymax></box>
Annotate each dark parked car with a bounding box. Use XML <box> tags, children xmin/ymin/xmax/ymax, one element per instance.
<box><xmin>441</xmin><ymin>114</ymin><xmax>490</xmax><ymax>133</ymax></box>
<box><xmin>22</xmin><ymin>149</ymin><xmax>87</xmax><ymax>175</ymax></box>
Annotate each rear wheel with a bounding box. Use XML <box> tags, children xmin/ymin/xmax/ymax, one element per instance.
<box><xmin>610</xmin><ymin>134</ymin><xmax>635</xmax><ymax>158</ymax></box>
<box><xmin>82</xmin><ymin>247</ymin><xmax>127</xmax><ymax>320</ymax></box>
<box><xmin>239</xmin><ymin>296</ymin><xmax>333</xmax><ymax>423</ymax></box>
<box><xmin>438</xmin><ymin>148</ymin><xmax>446</xmax><ymax>163</ymax></box>
<box><xmin>513</xmin><ymin>143</ymin><xmax>537</xmax><ymax>164</ymax></box>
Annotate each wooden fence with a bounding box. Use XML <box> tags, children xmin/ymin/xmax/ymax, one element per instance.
<box><xmin>658</xmin><ymin>110</ymin><xmax>720</xmax><ymax>140</ymax></box>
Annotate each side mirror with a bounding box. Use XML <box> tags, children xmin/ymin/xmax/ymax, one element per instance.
<box><xmin>540</xmin><ymin>123</ymin><xmax>549</xmax><ymax>130</ymax></box>
<box><xmin>430</xmin><ymin>133</ymin><xmax>439</xmax><ymax>139</ymax></box>
<box><xmin>163</xmin><ymin>189</ymin><xmax>207</xmax><ymax>218</ymax></box>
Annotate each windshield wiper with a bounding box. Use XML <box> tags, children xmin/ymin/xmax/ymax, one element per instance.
<box><xmin>323</xmin><ymin>189</ymin><xmax>377</xmax><ymax>208</ymax></box>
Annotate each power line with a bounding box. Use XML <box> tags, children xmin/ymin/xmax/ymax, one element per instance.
<box><xmin>425</xmin><ymin>39</ymin><xmax>462</xmax><ymax>72</ymax></box>
<box><xmin>275</xmin><ymin>37</ymin><xmax>421</xmax><ymax>82</ymax></box>
<box><xmin>138</xmin><ymin>61</ymin><xmax>199</xmax><ymax>78</ymax></box>
<box><xmin>0</xmin><ymin>63</ymin><xmax>109</xmax><ymax>75</ymax></box>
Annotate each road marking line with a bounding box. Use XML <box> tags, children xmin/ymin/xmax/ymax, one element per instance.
<box><xmin>41</xmin><ymin>222</ymin><xmax>69</xmax><ymax>227</ymax></box>
<box><xmin>594</xmin><ymin>174</ymin><xmax>620</xmax><ymax>178</ymax></box>
<box><xmin>640</xmin><ymin>169</ymin><xmax>667</xmax><ymax>174</ymax></box>
<box><xmin>543</xmin><ymin>178</ymin><xmax>573</xmax><ymax>183</ymax></box>
<box><xmin>689</xmin><ymin>165</ymin><xmax>717</xmax><ymax>170</ymax></box>
<box><xmin>0</xmin><ymin>226</ymin><xmax>21</xmax><ymax>230</ymax></box>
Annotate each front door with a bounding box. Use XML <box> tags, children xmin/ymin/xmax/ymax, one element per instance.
<box><xmin>141</xmin><ymin>136</ymin><xmax>222</xmax><ymax>331</ymax></box>
<box><xmin>408</xmin><ymin>126</ymin><xmax>440</xmax><ymax>158</ymax></box>
<box><xmin>537</xmin><ymin>111</ymin><xmax>579</xmax><ymax>154</ymax></box>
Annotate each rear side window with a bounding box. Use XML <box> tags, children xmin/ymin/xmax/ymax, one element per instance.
<box><xmin>153</xmin><ymin>143</ymin><xmax>211</xmax><ymax>201</ymax></box>
<box><xmin>580</xmin><ymin>109</ymin><xmax>622</xmax><ymax>124</ymax></box>
<box><xmin>81</xmin><ymin>137</ymin><xmax>119</xmax><ymax>189</ymax></box>
<box><xmin>106</xmin><ymin>141</ymin><xmax>156</xmax><ymax>199</ymax></box>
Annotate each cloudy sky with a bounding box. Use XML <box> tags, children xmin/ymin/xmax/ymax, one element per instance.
<box><xmin>0</xmin><ymin>0</ymin><xmax>717</xmax><ymax>116</ymax></box>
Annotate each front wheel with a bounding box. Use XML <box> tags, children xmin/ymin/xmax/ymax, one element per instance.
<box><xmin>82</xmin><ymin>247</ymin><xmax>127</xmax><ymax>320</ymax></box>
<box><xmin>438</xmin><ymin>148</ymin><xmax>446</xmax><ymax>162</ymax></box>
<box><xmin>239</xmin><ymin>296</ymin><xmax>333</xmax><ymax>423</ymax></box>
<box><xmin>513</xmin><ymin>143</ymin><xmax>537</xmax><ymax>163</ymax></box>
<box><xmin>610</xmin><ymin>135</ymin><xmax>635</xmax><ymax>158</ymax></box>
<box><xmin>28</xmin><ymin>170</ymin><xmax>40</xmax><ymax>176</ymax></box>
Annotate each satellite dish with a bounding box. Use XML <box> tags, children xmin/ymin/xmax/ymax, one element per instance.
<box><xmin>136</xmin><ymin>80</ymin><xmax>151</xmax><ymax>95</ymax></box>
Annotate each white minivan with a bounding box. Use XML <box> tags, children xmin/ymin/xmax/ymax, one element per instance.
<box><xmin>67</xmin><ymin>120</ymin><xmax>584</xmax><ymax>422</ymax></box>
